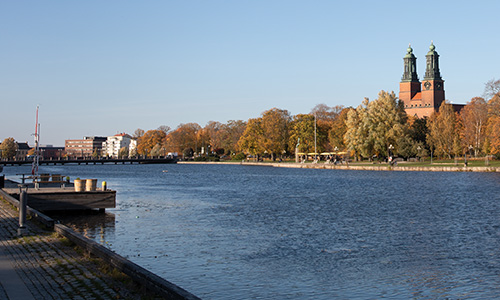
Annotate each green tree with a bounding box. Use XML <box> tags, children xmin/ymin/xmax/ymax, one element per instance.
<box><xmin>345</xmin><ymin>99</ymin><xmax>371</xmax><ymax>159</ymax></box>
<box><xmin>345</xmin><ymin>91</ymin><xmax>408</xmax><ymax>160</ymax></box>
<box><xmin>0</xmin><ymin>137</ymin><xmax>18</xmax><ymax>159</ymax></box>
<box><xmin>366</xmin><ymin>91</ymin><xmax>406</xmax><ymax>157</ymax></box>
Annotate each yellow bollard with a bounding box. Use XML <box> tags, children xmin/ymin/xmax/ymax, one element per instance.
<box><xmin>102</xmin><ymin>181</ymin><xmax>107</xmax><ymax>191</ymax></box>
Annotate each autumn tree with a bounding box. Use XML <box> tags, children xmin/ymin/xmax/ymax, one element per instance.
<box><xmin>288</xmin><ymin>114</ymin><xmax>316</xmax><ymax>154</ymax></box>
<box><xmin>460</xmin><ymin>97</ymin><xmax>488</xmax><ymax>156</ymax></box>
<box><xmin>133</xmin><ymin>128</ymin><xmax>145</xmax><ymax>139</ymax></box>
<box><xmin>137</xmin><ymin>129</ymin><xmax>166</xmax><ymax>156</ymax></box>
<box><xmin>219</xmin><ymin>120</ymin><xmax>246</xmax><ymax>155</ymax></box>
<box><xmin>328</xmin><ymin>107</ymin><xmax>351</xmax><ymax>151</ymax></box>
<box><xmin>238</xmin><ymin>118</ymin><xmax>264</xmax><ymax>159</ymax></box>
<box><xmin>260</xmin><ymin>108</ymin><xmax>291</xmax><ymax>160</ymax></box>
<box><xmin>0</xmin><ymin>137</ymin><xmax>18</xmax><ymax>159</ymax></box>
<box><xmin>485</xmin><ymin>93</ymin><xmax>500</xmax><ymax>157</ymax></box>
<box><xmin>204</xmin><ymin>121</ymin><xmax>224</xmax><ymax>152</ymax></box>
<box><xmin>157</xmin><ymin>125</ymin><xmax>171</xmax><ymax>135</ymax></box>
<box><xmin>166</xmin><ymin>123</ymin><xmax>201</xmax><ymax>154</ymax></box>
<box><xmin>427</xmin><ymin>101</ymin><xmax>459</xmax><ymax>158</ymax></box>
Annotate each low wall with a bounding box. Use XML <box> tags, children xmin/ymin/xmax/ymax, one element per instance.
<box><xmin>0</xmin><ymin>188</ymin><xmax>201</xmax><ymax>300</ymax></box>
<box><xmin>240</xmin><ymin>162</ymin><xmax>500</xmax><ymax>172</ymax></box>
<box><xmin>54</xmin><ymin>224</ymin><xmax>201</xmax><ymax>300</ymax></box>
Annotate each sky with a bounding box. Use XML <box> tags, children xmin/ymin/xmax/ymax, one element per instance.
<box><xmin>1</xmin><ymin>1</ymin><xmax>499</xmax><ymax>146</ymax></box>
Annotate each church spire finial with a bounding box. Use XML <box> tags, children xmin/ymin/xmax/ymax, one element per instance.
<box><xmin>424</xmin><ymin>42</ymin><xmax>441</xmax><ymax>80</ymax></box>
<box><xmin>402</xmin><ymin>44</ymin><xmax>418</xmax><ymax>82</ymax></box>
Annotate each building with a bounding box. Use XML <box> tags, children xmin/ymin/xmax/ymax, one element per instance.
<box><xmin>399</xmin><ymin>42</ymin><xmax>464</xmax><ymax>118</ymax></box>
<box><xmin>65</xmin><ymin>136</ymin><xmax>107</xmax><ymax>158</ymax></box>
<box><xmin>102</xmin><ymin>133</ymin><xmax>135</xmax><ymax>158</ymax></box>
<box><xmin>39</xmin><ymin>145</ymin><xmax>65</xmax><ymax>159</ymax></box>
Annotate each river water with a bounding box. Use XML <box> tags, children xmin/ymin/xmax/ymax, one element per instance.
<box><xmin>3</xmin><ymin>163</ymin><xmax>500</xmax><ymax>299</ymax></box>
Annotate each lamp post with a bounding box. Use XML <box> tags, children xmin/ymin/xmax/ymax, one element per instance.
<box><xmin>417</xmin><ymin>145</ymin><xmax>421</xmax><ymax>162</ymax></box>
<box><xmin>388</xmin><ymin>144</ymin><xmax>394</xmax><ymax>164</ymax></box>
<box><xmin>18</xmin><ymin>184</ymin><xmax>28</xmax><ymax>236</ymax></box>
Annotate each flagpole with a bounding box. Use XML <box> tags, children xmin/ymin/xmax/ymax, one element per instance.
<box><xmin>32</xmin><ymin>106</ymin><xmax>40</xmax><ymax>182</ymax></box>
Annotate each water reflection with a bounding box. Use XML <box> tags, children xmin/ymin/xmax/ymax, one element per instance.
<box><xmin>51</xmin><ymin>211</ymin><xmax>116</xmax><ymax>245</ymax></box>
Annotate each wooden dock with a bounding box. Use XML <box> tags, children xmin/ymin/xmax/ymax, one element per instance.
<box><xmin>2</xmin><ymin>185</ymin><xmax>116</xmax><ymax>212</ymax></box>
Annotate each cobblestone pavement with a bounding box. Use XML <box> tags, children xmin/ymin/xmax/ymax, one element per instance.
<box><xmin>0</xmin><ymin>199</ymin><xmax>161</xmax><ymax>300</ymax></box>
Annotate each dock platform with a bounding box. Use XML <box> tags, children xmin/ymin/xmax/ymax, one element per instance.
<box><xmin>2</xmin><ymin>180</ymin><xmax>116</xmax><ymax>211</ymax></box>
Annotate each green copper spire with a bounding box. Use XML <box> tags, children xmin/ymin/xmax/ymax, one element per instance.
<box><xmin>424</xmin><ymin>41</ymin><xmax>442</xmax><ymax>80</ymax></box>
<box><xmin>402</xmin><ymin>44</ymin><xmax>419</xmax><ymax>82</ymax></box>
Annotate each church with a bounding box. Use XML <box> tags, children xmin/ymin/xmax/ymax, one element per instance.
<box><xmin>399</xmin><ymin>43</ymin><xmax>463</xmax><ymax>118</ymax></box>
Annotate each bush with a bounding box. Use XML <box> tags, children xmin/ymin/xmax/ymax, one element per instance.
<box><xmin>232</xmin><ymin>153</ymin><xmax>246</xmax><ymax>161</ymax></box>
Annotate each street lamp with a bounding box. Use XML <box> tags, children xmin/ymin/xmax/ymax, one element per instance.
<box><xmin>417</xmin><ymin>145</ymin><xmax>421</xmax><ymax>162</ymax></box>
<box><xmin>388</xmin><ymin>144</ymin><xmax>394</xmax><ymax>164</ymax></box>
<box><xmin>18</xmin><ymin>184</ymin><xmax>29</xmax><ymax>236</ymax></box>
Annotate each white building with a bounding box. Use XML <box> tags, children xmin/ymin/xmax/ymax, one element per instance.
<box><xmin>102</xmin><ymin>133</ymin><xmax>136</xmax><ymax>158</ymax></box>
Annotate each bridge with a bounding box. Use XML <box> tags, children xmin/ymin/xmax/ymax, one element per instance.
<box><xmin>0</xmin><ymin>157</ymin><xmax>177</xmax><ymax>166</ymax></box>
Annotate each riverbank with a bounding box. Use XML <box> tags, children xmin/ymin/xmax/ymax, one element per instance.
<box><xmin>0</xmin><ymin>189</ymin><xmax>200</xmax><ymax>300</ymax></box>
<box><xmin>178</xmin><ymin>161</ymin><xmax>500</xmax><ymax>172</ymax></box>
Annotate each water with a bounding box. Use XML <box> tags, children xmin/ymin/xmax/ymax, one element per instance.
<box><xmin>3</xmin><ymin>164</ymin><xmax>500</xmax><ymax>299</ymax></box>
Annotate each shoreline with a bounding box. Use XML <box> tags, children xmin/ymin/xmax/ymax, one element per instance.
<box><xmin>178</xmin><ymin>161</ymin><xmax>500</xmax><ymax>172</ymax></box>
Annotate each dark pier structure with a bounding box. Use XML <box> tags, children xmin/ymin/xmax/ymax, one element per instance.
<box><xmin>0</xmin><ymin>156</ymin><xmax>177</xmax><ymax>166</ymax></box>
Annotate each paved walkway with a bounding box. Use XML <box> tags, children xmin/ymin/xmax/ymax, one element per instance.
<box><xmin>0</xmin><ymin>198</ymin><xmax>160</xmax><ymax>299</ymax></box>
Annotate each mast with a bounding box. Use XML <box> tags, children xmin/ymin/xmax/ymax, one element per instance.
<box><xmin>32</xmin><ymin>106</ymin><xmax>40</xmax><ymax>180</ymax></box>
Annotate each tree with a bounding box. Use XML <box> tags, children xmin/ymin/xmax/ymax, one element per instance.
<box><xmin>238</xmin><ymin>118</ymin><xmax>263</xmax><ymax>159</ymax></box>
<box><xmin>427</xmin><ymin>101</ymin><xmax>459</xmax><ymax>158</ymax></box>
<box><xmin>219</xmin><ymin>120</ymin><xmax>246</xmax><ymax>155</ymax></box>
<box><xmin>157</xmin><ymin>125</ymin><xmax>171</xmax><ymax>135</ymax></box>
<box><xmin>204</xmin><ymin>121</ymin><xmax>224</xmax><ymax>151</ymax></box>
<box><xmin>133</xmin><ymin>128</ymin><xmax>145</xmax><ymax>139</ymax></box>
<box><xmin>460</xmin><ymin>97</ymin><xmax>488</xmax><ymax>156</ymax></box>
<box><xmin>137</xmin><ymin>129</ymin><xmax>166</xmax><ymax>156</ymax></box>
<box><xmin>150</xmin><ymin>144</ymin><xmax>163</xmax><ymax>157</ymax></box>
<box><xmin>119</xmin><ymin>147</ymin><xmax>129</xmax><ymax>158</ymax></box>
<box><xmin>288</xmin><ymin>114</ymin><xmax>316</xmax><ymax>154</ymax></box>
<box><xmin>344</xmin><ymin>91</ymin><xmax>408</xmax><ymax>160</ymax></box>
<box><xmin>366</xmin><ymin>91</ymin><xmax>406</xmax><ymax>157</ymax></box>
<box><xmin>0</xmin><ymin>137</ymin><xmax>18</xmax><ymax>159</ymax></box>
<box><xmin>407</xmin><ymin>116</ymin><xmax>429</xmax><ymax>145</ymax></box>
<box><xmin>328</xmin><ymin>108</ymin><xmax>351</xmax><ymax>151</ymax></box>
<box><xmin>310</xmin><ymin>104</ymin><xmax>343</xmax><ymax>122</ymax></box>
<box><xmin>484</xmin><ymin>78</ymin><xmax>500</xmax><ymax>100</ymax></box>
<box><xmin>166</xmin><ymin>123</ymin><xmax>201</xmax><ymax>154</ymax></box>
<box><xmin>260</xmin><ymin>108</ymin><xmax>291</xmax><ymax>160</ymax></box>
<box><xmin>345</xmin><ymin>99</ymin><xmax>371</xmax><ymax>159</ymax></box>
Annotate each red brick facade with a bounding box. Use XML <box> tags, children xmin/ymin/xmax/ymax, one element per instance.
<box><xmin>399</xmin><ymin>43</ymin><xmax>447</xmax><ymax>118</ymax></box>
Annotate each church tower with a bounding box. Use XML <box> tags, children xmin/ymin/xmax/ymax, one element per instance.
<box><xmin>399</xmin><ymin>42</ymin><xmax>446</xmax><ymax>118</ymax></box>
<box><xmin>421</xmin><ymin>42</ymin><xmax>445</xmax><ymax>110</ymax></box>
<box><xmin>399</xmin><ymin>45</ymin><xmax>421</xmax><ymax>105</ymax></box>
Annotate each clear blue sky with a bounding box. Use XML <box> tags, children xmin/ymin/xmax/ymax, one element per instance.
<box><xmin>1</xmin><ymin>1</ymin><xmax>499</xmax><ymax>146</ymax></box>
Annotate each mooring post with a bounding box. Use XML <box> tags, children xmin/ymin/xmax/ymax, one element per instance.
<box><xmin>18</xmin><ymin>184</ymin><xmax>28</xmax><ymax>236</ymax></box>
